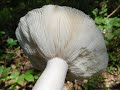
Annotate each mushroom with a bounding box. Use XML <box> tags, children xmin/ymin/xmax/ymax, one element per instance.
<box><xmin>16</xmin><ymin>5</ymin><xmax>108</xmax><ymax>90</ymax></box>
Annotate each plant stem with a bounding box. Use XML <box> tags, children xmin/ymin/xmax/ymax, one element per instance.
<box><xmin>107</xmin><ymin>5</ymin><xmax>120</xmax><ymax>18</ymax></box>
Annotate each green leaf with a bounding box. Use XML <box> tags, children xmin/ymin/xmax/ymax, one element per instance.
<box><xmin>7</xmin><ymin>38</ymin><xmax>17</xmax><ymax>47</ymax></box>
<box><xmin>34</xmin><ymin>75</ymin><xmax>39</xmax><ymax>80</ymax></box>
<box><xmin>103</xmin><ymin>24</ymin><xmax>112</xmax><ymax>30</ymax></box>
<box><xmin>99</xmin><ymin>8</ymin><xmax>107</xmax><ymax>15</ymax></box>
<box><xmin>92</xmin><ymin>8</ymin><xmax>98</xmax><ymax>16</ymax></box>
<box><xmin>103</xmin><ymin>18</ymin><xmax>110</xmax><ymax>25</ymax></box>
<box><xmin>9</xmin><ymin>73</ymin><xmax>16</xmax><ymax>79</ymax></box>
<box><xmin>17</xmin><ymin>74</ymin><xmax>24</xmax><ymax>85</ymax></box>
<box><xmin>105</xmin><ymin>33</ymin><xmax>114</xmax><ymax>40</ymax></box>
<box><xmin>24</xmin><ymin>70</ymin><xmax>34</xmax><ymax>82</ymax></box>
<box><xmin>110</xmin><ymin>17</ymin><xmax>120</xmax><ymax>27</ymax></box>
<box><xmin>24</xmin><ymin>73</ymin><xmax>34</xmax><ymax>82</ymax></box>
<box><xmin>98</xmin><ymin>25</ymin><xmax>104</xmax><ymax>30</ymax></box>
<box><xmin>95</xmin><ymin>17</ymin><xmax>104</xmax><ymax>24</ymax></box>
<box><xmin>25</xmin><ymin>69</ymin><xmax>34</xmax><ymax>74</ymax></box>
<box><xmin>10</xmin><ymin>70</ymin><xmax>20</xmax><ymax>80</ymax></box>
<box><xmin>2</xmin><ymin>67</ymin><xmax>11</xmax><ymax>76</ymax></box>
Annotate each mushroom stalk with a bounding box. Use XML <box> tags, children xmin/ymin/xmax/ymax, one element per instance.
<box><xmin>33</xmin><ymin>58</ymin><xmax>68</xmax><ymax>90</ymax></box>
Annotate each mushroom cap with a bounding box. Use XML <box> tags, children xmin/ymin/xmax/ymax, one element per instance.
<box><xmin>16</xmin><ymin>5</ymin><xmax>108</xmax><ymax>79</ymax></box>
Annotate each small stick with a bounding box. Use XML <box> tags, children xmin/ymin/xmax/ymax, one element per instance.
<box><xmin>107</xmin><ymin>5</ymin><xmax>120</xmax><ymax>18</ymax></box>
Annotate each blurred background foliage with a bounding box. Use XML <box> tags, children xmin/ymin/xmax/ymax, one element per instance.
<box><xmin>0</xmin><ymin>0</ymin><xmax>120</xmax><ymax>90</ymax></box>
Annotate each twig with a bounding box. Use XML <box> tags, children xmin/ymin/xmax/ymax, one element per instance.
<box><xmin>107</xmin><ymin>5</ymin><xmax>120</xmax><ymax>18</ymax></box>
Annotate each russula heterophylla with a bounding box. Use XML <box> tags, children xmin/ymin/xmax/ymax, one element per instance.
<box><xmin>16</xmin><ymin>5</ymin><xmax>108</xmax><ymax>90</ymax></box>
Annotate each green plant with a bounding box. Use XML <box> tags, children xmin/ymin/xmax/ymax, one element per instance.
<box><xmin>92</xmin><ymin>1</ymin><xmax>120</xmax><ymax>72</ymax></box>
<box><xmin>7</xmin><ymin>38</ymin><xmax>17</xmax><ymax>48</ymax></box>
<box><xmin>0</xmin><ymin>66</ymin><xmax>40</xmax><ymax>90</ymax></box>
<box><xmin>0</xmin><ymin>66</ymin><xmax>11</xmax><ymax>84</ymax></box>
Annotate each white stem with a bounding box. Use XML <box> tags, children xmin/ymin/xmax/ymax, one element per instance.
<box><xmin>33</xmin><ymin>57</ymin><xmax>68</xmax><ymax>90</ymax></box>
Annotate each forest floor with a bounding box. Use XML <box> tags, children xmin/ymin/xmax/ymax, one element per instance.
<box><xmin>63</xmin><ymin>71</ymin><xmax>120</xmax><ymax>90</ymax></box>
<box><xmin>0</xmin><ymin>49</ymin><xmax>120</xmax><ymax>90</ymax></box>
